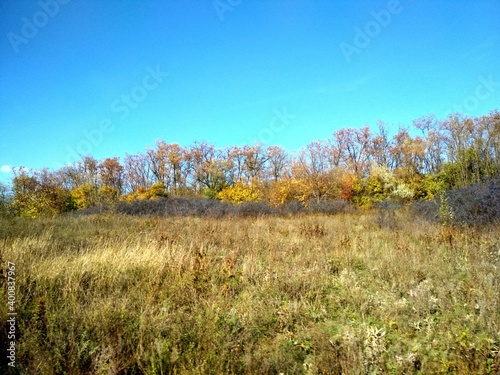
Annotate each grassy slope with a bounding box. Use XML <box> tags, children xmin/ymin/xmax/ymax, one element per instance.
<box><xmin>0</xmin><ymin>211</ymin><xmax>499</xmax><ymax>374</ymax></box>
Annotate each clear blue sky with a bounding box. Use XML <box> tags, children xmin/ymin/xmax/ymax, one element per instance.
<box><xmin>1</xmin><ymin>0</ymin><xmax>499</xmax><ymax>183</ymax></box>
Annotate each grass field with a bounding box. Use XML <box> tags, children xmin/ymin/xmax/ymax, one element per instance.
<box><xmin>1</xmin><ymin>210</ymin><xmax>499</xmax><ymax>374</ymax></box>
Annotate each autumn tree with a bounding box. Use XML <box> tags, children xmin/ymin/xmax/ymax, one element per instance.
<box><xmin>0</xmin><ymin>182</ymin><xmax>12</xmax><ymax>217</ymax></box>
<box><xmin>217</xmin><ymin>181</ymin><xmax>262</xmax><ymax>204</ymax></box>
<box><xmin>146</xmin><ymin>140</ymin><xmax>170</xmax><ymax>187</ymax></box>
<box><xmin>80</xmin><ymin>155</ymin><xmax>100</xmax><ymax>187</ymax></box>
<box><xmin>187</xmin><ymin>141</ymin><xmax>230</xmax><ymax>198</ymax></box>
<box><xmin>333</xmin><ymin>126</ymin><xmax>372</xmax><ymax>177</ymax></box>
<box><xmin>439</xmin><ymin>113</ymin><xmax>499</xmax><ymax>188</ymax></box>
<box><xmin>56</xmin><ymin>164</ymin><xmax>85</xmax><ymax>191</ymax></box>
<box><xmin>390</xmin><ymin>127</ymin><xmax>426</xmax><ymax>176</ymax></box>
<box><xmin>123</xmin><ymin>152</ymin><xmax>152</xmax><ymax>193</ymax></box>
<box><xmin>5</xmin><ymin>109</ymin><xmax>499</xmax><ymax>215</ymax></box>
<box><xmin>171</xmin><ymin>144</ymin><xmax>189</xmax><ymax>193</ymax></box>
<box><xmin>242</xmin><ymin>144</ymin><xmax>268</xmax><ymax>183</ymax></box>
<box><xmin>370</xmin><ymin>121</ymin><xmax>392</xmax><ymax>168</ymax></box>
<box><xmin>99</xmin><ymin>157</ymin><xmax>124</xmax><ymax>193</ymax></box>
<box><xmin>288</xmin><ymin>141</ymin><xmax>342</xmax><ymax>204</ymax></box>
<box><xmin>225</xmin><ymin>146</ymin><xmax>245</xmax><ymax>185</ymax></box>
<box><xmin>12</xmin><ymin>168</ymin><xmax>74</xmax><ymax>217</ymax></box>
<box><xmin>265</xmin><ymin>145</ymin><xmax>288</xmax><ymax>182</ymax></box>
<box><xmin>413</xmin><ymin>114</ymin><xmax>445</xmax><ymax>174</ymax></box>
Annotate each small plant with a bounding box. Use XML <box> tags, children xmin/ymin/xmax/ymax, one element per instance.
<box><xmin>363</xmin><ymin>325</ymin><xmax>387</xmax><ymax>373</ymax></box>
<box><xmin>299</xmin><ymin>222</ymin><xmax>327</xmax><ymax>237</ymax></box>
<box><xmin>439</xmin><ymin>192</ymin><xmax>454</xmax><ymax>226</ymax></box>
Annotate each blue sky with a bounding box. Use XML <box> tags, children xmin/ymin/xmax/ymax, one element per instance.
<box><xmin>1</xmin><ymin>0</ymin><xmax>499</xmax><ymax>183</ymax></box>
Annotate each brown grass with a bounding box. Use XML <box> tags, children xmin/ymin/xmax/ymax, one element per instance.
<box><xmin>0</xmin><ymin>210</ymin><xmax>499</xmax><ymax>374</ymax></box>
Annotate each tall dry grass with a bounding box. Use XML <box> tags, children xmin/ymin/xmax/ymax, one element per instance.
<box><xmin>0</xmin><ymin>210</ymin><xmax>499</xmax><ymax>374</ymax></box>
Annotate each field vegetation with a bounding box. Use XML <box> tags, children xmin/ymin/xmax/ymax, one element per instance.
<box><xmin>1</xmin><ymin>206</ymin><xmax>499</xmax><ymax>374</ymax></box>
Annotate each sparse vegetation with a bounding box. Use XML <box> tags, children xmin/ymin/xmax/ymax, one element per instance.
<box><xmin>1</xmin><ymin>209</ymin><xmax>499</xmax><ymax>374</ymax></box>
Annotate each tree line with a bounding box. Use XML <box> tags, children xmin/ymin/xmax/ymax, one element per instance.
<box><xmin>2</xmin><ymin>110</ymin><xmax>499</xmax><ymax>218</ymax></box>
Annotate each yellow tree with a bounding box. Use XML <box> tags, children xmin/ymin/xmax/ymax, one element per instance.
<box><xmin>12</xmin><ymin>168</ymin><xmax>73</xmax><ymax>217</ymax></box>
<box><xmin>217</xmin><ymin>181</ymin><xmax>262</xmax><ymax>204</ymax></box>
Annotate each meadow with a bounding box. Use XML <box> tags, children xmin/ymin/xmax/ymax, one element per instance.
<box><xmin>1</xmin><ymin>208</ymin><xmax>499</xmax><ymax>374</ymax></box>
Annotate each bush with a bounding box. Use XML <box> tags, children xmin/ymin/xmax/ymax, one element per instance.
<box><xmin>306</xmin><ymin>199</ymin><xmax>355</xmax><ymax>215</ymax></box>
<box><xmin>120</xmin><ymin>182</ymin><xmax>168</xmax><ymax>202</ymax></box>
<box><xmin>374</xmin><ymin>200</ymin><xmax>401</xmax><ymax>229</ymax></box>
<box><xmin>268</xmin><ymin>179</ymin><xmax>309</xmax><ymax>206</ymax></box>
<box><xmin>217</xmin><ymin>182</ymin><xmax>262</xmax><ymax>204</ymax></box>
<box><xmin>410</xmin><ymin>199</ymin><xmax>440</xmax><ymax>223</ymax></box>
<box><xmin>411</xmin><ymin>175</ymin><xmax>500</xmax><ymax>225</ymax></box>
<box><xmin>446</xmin><ymin>177</ymin><xmax>500</xmax><ymax>225</ymax></box>
<box><xmin>112</xmin><ymin>197</ymin><xmax>235</xmax><ymax>218</ymax></box>
<box><xmin>76</xmin><ymin>195</ymin><xmax>357</xmax><ymax>219</ymax></box>
<box><xmin>231</xmin><ymin>201</ymin><xmax>275</xmax><ymax>217</ymax></box>
<box><xmin>280</xmin><ymin>200</ymin><xmax>305</xmax><ymax>215</ymax></box>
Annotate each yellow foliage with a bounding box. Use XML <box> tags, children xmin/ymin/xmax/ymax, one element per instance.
<box><xmin>268</xmin><ymin>179</ymin><xmax>309</xmax><ymax>206</ymax></box>
<box><xmin>72</xmin><ymin>184</ymin><xmax>119</xmax><ymax>209</ymax></box>
<box><xmin>71</xmin><ymin>184</ymin><xmax>96</xmax><ymax>209</ymax></box>
<box><xmin>217</xmin><ymin>182</ymin><xmax>261</xmax><ymax>204</ymax></box>
<box><xmin>14</xmin><ymin>187</ymin><xmax>72</xmax><ymax>218</ymax></box>
<box><xmin>13</xmin><ymin>195</ymin><xmax>48</xmax><ymax>218</ymax></box>
<box><xmin>98</xmin><ymin>185</ymin><xmax>119</xmax><ymax>204</ymax></box>
<box><xmin>120</xmin><ymin>182</ymin><xmax>168</xmax><ymax>202</ymax></box>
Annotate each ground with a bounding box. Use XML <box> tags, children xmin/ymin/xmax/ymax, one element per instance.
<box><xmin>0</xmin><ymin>210</ymin><xmax>499</xmax><ymax>374</ymax></box>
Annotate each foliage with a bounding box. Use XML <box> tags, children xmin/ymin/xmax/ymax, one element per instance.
<box><xmin>98</xmin><ymin>185</ymin><xmax>120</xmax><ymax>204</ymax></box>
<box><xmin>413</xmin><ymin>173</ymin><xmax>446</xmax><ymax>200</ymax></box>
<box><xmin>347</xmin><ymin>165</ymin><xmax>392</xmax><ymax>207</ymax></box>
<box><xmin>4</xmin><ymin>110</ymin><xmax>500</xmax><ymax>215</ymax></box>
<box><xmin>440</xmin><ymin>146</ymin><xmax>499</xmax><ymax>189</ymax></box>
<box><xmin>268</xmin><ymin>179</ymin><xmax>309</xmax><ymax>206</ymax></box>
<box><xmin>12</xmin><ymin>170</ymin><xmax>74</xmax><ymax>217</ymax></box>
<box><xmin>390</xmin><ymin>183</ymin><xmax>414</xmax><ymax>203</ymax></box>
<box><xmin>217</xmin><ymin>181</ymin><xmax>262</xmax><ymax>204</ymax></box>
<box><xmin>120</xmin><ymin>182</ymin><xmax>169</xmax><ymax>202</ymax></box>
<box><xmin>72</xmin><ymin>184</ymin><xmax>120</xmax><ymax>209</ymax></box>
<box><xmin>439</xmin><ymin>191</ymin><xmax>455</xmax><ymax>226</ymax></box>
<box><xmin>339</xmin><ymin>172</ymin><xmax>357</xmax><ymax>200</ymax></box>
<box><xmin>203</xmin><ymin>185</ymin><xmax>226</xmax><ymax>200</ymax></box>
<box><xmin>71</xmin><ymin>184</ymin><xmax>98</xmax><ymax>209</ymax></box>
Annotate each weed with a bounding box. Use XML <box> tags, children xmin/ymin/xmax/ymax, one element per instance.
<box><xmin>1</xmin><ymin>210</ymin><xmax>498</xmax><ymax>373</ymax></box>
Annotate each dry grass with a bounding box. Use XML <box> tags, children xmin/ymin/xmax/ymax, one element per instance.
<box><xmin>0</xmin><ymin>210</ymin><xmax>499</xmax><ymax>374</ymax></box>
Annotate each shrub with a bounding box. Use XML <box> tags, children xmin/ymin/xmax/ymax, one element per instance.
<box><xmin>98</xmin><ymin>185</ymin><xmax>119</xmax><ymax>204</ymax></box>
<box><xmin>280</xmin><ymin>200</ymin><xmax>305</xmax><ymax>215</ymax></box>
<box><xmin>231</xmin><ymin>200</ymin><xmax>276</xmax><ymax>217</ymax></box>
<box><xmin>71</xmin><ymin>184</ymin><xmax>98</xmax><ymax>209</ymax></box>
<box><xmin>446</xmin><ymin>177</ymin><xmax>500</xmax><ymax>225</ymax></box>
<box><xmin>411</xmin><ymin>175</ymin><xmax>500</xmax><ymax>225</ymax></box>
<box><xmin>120</xmin><ymin>182</ymin><xmax>168</xmax><ymax>202</ymax></box>
<box><xmin>374</xmin><ymin>200</ymin><xmax>401</xmax><ymax>229</ymax></box>
<box><xmin>268</xmin><ymin>179</ymin><xmax>309</xmax><ymax>206</ymax></box>
<box><xmin>13</xmin><ymin>181</ymin><xmax>74</xmax><ymax>218</ymax></box>
<box><xmin>217</xmin><ymin>181</ymin><xmax>262</xmax><ymax>204</ymax></box>
<box><xmin>410</xmin><ymin>199</ymin><xmax>440</xmax><ymax>223</ymax></box>
<box><xmin>390</xmin><ymin>183</ymin><xmax>414</xmax><ymax>203</ymax></box>
<box><xmin>306</xmin><ymin>199</ymin><xmax>355</xmax><ymax>215</ymax></box>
